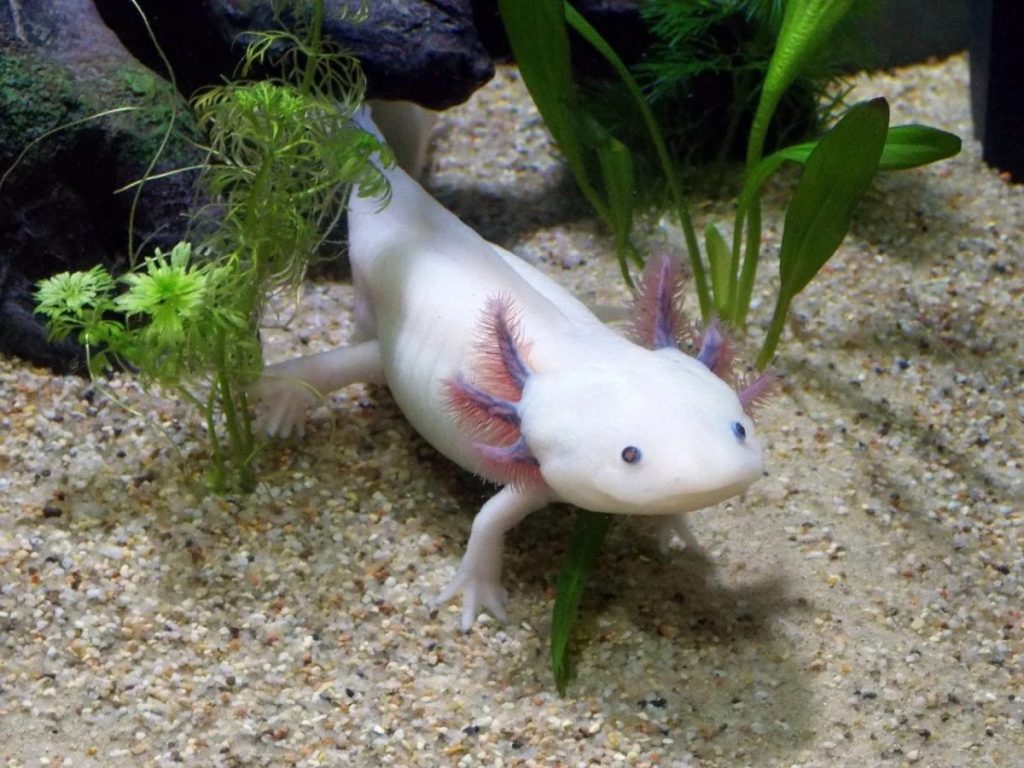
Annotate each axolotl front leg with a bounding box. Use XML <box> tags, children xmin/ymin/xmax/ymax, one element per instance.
<box><xmin>254</xmin><ymin>340</ymin><xmax>384</xmax><ymax>437</ymax></box>
<box><xmin>253</xmin><ymin>327</ymin><xmax>548</xmax><ymax>631</ymax></box>
<box><xmin>436</xmin><ymin>483</ymin><xmax>552</xmax><ymax>631</ymax></box>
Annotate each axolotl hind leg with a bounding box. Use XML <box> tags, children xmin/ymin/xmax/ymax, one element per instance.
<box><xmin>253</xmin><ymin>340</ymin><xmax>385</xmax><ymax>437</ymax></box>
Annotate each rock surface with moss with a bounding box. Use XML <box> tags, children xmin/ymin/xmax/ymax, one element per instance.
<box><xmin>0</xmin><ymin>0</ymin><xmax>201</xmax><ymax>372</ymax></box>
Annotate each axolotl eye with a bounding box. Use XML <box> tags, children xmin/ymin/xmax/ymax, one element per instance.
<box><xmin>621</xmin><ymin>446</ymin><xmax>642</xmax><ymax>464</ymax></box>
<box><xmin>731</xmin><ymin>421</ymin><xmax>747</xmax><ymax>441</ymax></box>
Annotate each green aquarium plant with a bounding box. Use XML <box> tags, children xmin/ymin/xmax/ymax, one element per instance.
<box><xmin>34</xmin><ymin>0</ymin><xmax>391</xmax><ymax>492</ymax></box>
<box><xmin>499</xmin><ymin>0</ymin><xmax>960</xmax><ymax>693</ymax></box>
<box><xmin>497</xmin><ymin>0</ymin><xmax>643</xmax><ymax>283</ymax></box>
<box><xmin>588</xmin><ymin>0</ymin><xmax>852</xmax><ymax>173</ymax></box>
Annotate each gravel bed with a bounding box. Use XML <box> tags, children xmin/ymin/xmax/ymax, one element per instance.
<box><xmin>1</xmin><ymin>55</ymin><xmax>1021</xmax><ymax>766</ymax></box>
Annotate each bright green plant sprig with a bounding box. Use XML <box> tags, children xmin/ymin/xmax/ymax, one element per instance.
<box><xmin>501</xmin><ymin>0</ymin><xmax>961</xmax><ymax>693</ymax></box>
<box><xmin>37</xmin><ymin>243</ymin><xmax>235</xmax><ymax>376</ymax></box>
<box><xmin>35</xmin><ymin>243</ymin><xmax>252</xmax><ymax>476</ymax></box>
<box><xmin>35</xmin><ymin>0</ymin><xmax>390</xmax><ymax>492</ymax></box>
<box><xmin>715</xmin><ymin>0</ymin><xmax>961</xmax><ymax>358</ymax></box>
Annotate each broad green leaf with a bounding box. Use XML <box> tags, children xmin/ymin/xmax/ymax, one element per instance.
<box><xmin>747</xmin><ymin>0</ymin><xmax>856</xmax><ymax>167</ymax></box>
<box><xmin>498</xmin><ymin>0</ymin><xmax>595</xmax><ymax>211</ymax></box>
<box><xmin>739</xmin><ymin>122</ymin><xmax>961</xmax><ymax>225</ymax></box>
<box><xmin>595</xmin><ymin>132</ymin><xmax>640</xmax><ymax>274</ymax></box>
<box><xmin>756</xmin><ymin>98</ymin><xmax>890</xmax><ymax>368</ymax></box>
<box><xmin>705</xmin><ymin>223</ymin><xmax>732</xmax><ymax>315</ymax></box>
<box><xmin>764</xmin><ymin>123</ymin><xmax>962</xmax><ymax>172</ymax></box>
<box><xmin>551</xmin><ymin>510</ymin><xmax>612</xmax><ymax>695</ymax></box>
<box><xmin>874</xmin><ymin>124</ymin><xmax>962</xmax><ymax>170</ymax></box>
<box><xmin>778</xmin><ymin>98</ymin><xmax>889</xmax><ymax>297</ymax></box>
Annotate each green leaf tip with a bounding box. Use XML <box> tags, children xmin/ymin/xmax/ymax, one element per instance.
<box><xmin>778</xmin><ymin>97</ymin><xmax>889</xmax><ymax>298</ymax></box>
<box><xmin>551</xmin><ymin>510</ymin><xmax>612</xmax><ymax>695</ymax></box>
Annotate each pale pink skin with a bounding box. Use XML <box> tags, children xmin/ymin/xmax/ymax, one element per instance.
<box><xmin>254</xmin><ymin>107</ymin><xmax>766</xmax><ymax>631</ymax></box>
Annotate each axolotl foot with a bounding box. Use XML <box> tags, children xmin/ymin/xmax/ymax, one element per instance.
<box><xmin>251</xmin><ymin>370</ymin><xmax>319</xmax><ymax>438</ymax></box>
<box><xmin>648</xmin><ymin>512</ymin><xmax>707</xmax><ymax>557</ymax></box>
<box><xmin>434</xmin><ymin>484</ymin><xmax>552</xmax><ymax>631</ymax></box>
<box><xmin>252</xmin><ymin>342</ymin><xmax>385</xmax><ymax>438</ymax></box>
<box><xmin>435</xmin><ymin>564</ymin><xmax>510</xmax><ymax>632</ymax></box>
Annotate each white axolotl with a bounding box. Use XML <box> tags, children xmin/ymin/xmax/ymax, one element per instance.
<box><xmin>255</xmin><ymin>107</ymin><xmax>771</xmax><ymax>630</ymax></box>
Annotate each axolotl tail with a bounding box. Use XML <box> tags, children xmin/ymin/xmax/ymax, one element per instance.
<box><xmin>346</xmin><ymin>105</ymin><xmax>462</xmax><ymax>279</ymax></box>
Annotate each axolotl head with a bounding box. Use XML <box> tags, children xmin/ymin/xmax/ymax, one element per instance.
<box><xmin>518</xmin><ymin>348</ymin><xmax>763</xmax><ymax>514</ymax></box>
<box><xmin>446</xmin><ymin>287</ymin><xmax>770</xmax><ymax>516</ymax></box>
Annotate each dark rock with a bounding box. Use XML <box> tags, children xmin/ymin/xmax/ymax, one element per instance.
<box><xmin>94</xmin><ymin>0</ymin><xmax>495</xmax><ymax>109</ymax></box>
<box><xmin>0</xmin><ymin>0</ymin><xmax>201</xmax><ymax>372</ymax></box>
<box><xmin>320</xmin><ymin>1</ymin><xmax>494</xmax><ymax>108</ymax></box>
<box><xmin>471</xmin><ymin>0</ymin><xmax>651</xmax><ymax>75</ymax></box>
<box><xmin>0</xmin><ymin>265</ymin><xmax>85</xmax><ymax>374</ymax></box>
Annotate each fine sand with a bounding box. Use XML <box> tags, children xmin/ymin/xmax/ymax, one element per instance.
<box><xmin>1</xmin><ymin>54</ymin><xmax>1021</xmax><ymax>766</ymax></box>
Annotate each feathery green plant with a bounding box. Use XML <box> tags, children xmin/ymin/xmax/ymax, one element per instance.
<box><xmin>35</xmin><ymin>0</ymin><xmax>390</xmax><ymax>491</ymax></box>
<box><xmin>600</xmin><ymin>0</ymin><xmax>836</xmax><ymax>170</ymax></box>
<box><xmin>500</xmin><ymin>0</ymin><xmax>960</xmax><ymax>693</ymax></box>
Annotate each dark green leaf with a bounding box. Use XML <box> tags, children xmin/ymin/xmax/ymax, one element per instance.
<box><xmin>778</xmin><ymin>98</ymin><xmax>889</xmax><ymax>298</ymax></box>
<box><xmin>705</xmin><ymin>223</ymin><xmax>732</xmax><ymax>315</ymax></box>
<box><xmin>598</xmin><ymin>139</ymin><xmax>634</xmax><ymax>237</ymax></box>
<box><xmin>591</xmin><ymin>125</ymin><xmax>640</xmax><ymax>274</ymax></box>
<box><xmin>763</xmin><ymin>123</ymin><xmax>961</xmax><ymax>174</ymax></box>
<box><xmin>874</xmin><ymin>124</ymin><xmax>962</xmax><ymax>170</ymax></box>
<box><xmin>551</xmin><ymin>510</ymin><xmax>612</xmax><ymax>695</ymax></box>
<box><xmin>564</xmin><ymin>2</ymin><xmax>711</xmax><ymax>315</ymax></box>
<box><xmin>497</xmin><ymin>0</ymin><xmax>590</xmax><ymax>201</ymax></box>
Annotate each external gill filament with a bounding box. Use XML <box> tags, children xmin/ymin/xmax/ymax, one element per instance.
<box><xmin>475</xmin><ymin>437</ymin><xmax>538</xmax><ymax>467</ymax></box>
<box><xmin>447</xmin><ymin>374</ymin><xmax>521</xmax><ymax>432</ymax></box>
<box><xmin>444</xmin><ymin>294</ymin><xmax>542</xmax><ymax>487</ymax></box>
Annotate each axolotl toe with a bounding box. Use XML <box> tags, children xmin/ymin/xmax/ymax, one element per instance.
<box><xmin>254</xmin><ymin>106</ymin><xmax>772</xmax><ymax>631</ymax></box>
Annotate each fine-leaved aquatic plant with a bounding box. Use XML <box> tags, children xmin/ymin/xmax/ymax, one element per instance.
<box><xmin>500</xmin><ymin>0</ymin><xmax>960</xmax><ymax>693</ymax></box>
<box><xmin>586</xmin><ymin>0</ymin><xmax>853</xmax><ymax>174</ymax></box>
<box><xmin>34</xmin><ymin>0</ymin><xmax>391</xmax><ymax>491</ymax></box>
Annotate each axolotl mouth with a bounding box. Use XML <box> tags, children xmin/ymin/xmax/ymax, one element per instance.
<box><xmin>578</xmin><ymin>461</ymin><xmax>765</xmax><ymax>516</ymax></box>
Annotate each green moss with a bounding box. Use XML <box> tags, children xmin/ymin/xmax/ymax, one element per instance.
<box><xmin>0</xmin><ymin>50</ymin><xmax>198</xmax><ymax>175</ymax></box>
<box><xmin>110</xmin><ymin>65</ymin><xmax>200</xmax><ymax>167</ymax></box>
<box><xmin>121</xmin><ymin>67</ymin><xmax>159</xmax><ymax>99</ymax></box>
<box><xmin>0</xmin><ymin>52</ymin><xmax>77</xmax><ymax>164</ymax></box>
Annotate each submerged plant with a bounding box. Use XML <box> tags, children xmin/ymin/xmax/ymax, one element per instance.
<box><xmin>589</xmin><ymin>0</ymin><xmax>849</xmax><ymax>173</ymax></box>
<box><xmin>500</xmin><ymin>0</ymin><xmax>961</xmax><ymax>692</ymax></box>
<box><xmin>35</xmin><ymin>0</ymin><xmax>390</xmax><ymax>491</ymax></box>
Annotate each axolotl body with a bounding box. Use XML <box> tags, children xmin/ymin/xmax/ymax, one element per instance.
<box><xmin>256</xmin><ymin>108</ymin><xmax>769</xmax><ymax>630</ymax></box>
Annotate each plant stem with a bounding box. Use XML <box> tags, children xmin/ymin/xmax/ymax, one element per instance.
<box><xmin>564</xmin><ymin>4</ymin><xmax>711</xmax><ymax>319</ymax></box>
<box><xmin>244</xmin><ymin>158</ymin><xmax>274</xmax><ymax>251</ymax></box>
<box><xmin>756</xmin><ymin>293</ymin><xmax>790</xmax><ymax>370</ymax></box>
<box><xmin>733</xmin><ymin>197</ymin><xmax>762</xmax><ymax>327</ymax></box>
<box><xmin>203</xmin><ymin>382</ymin><xmax>228</xmax><ymax>491</ymax></box>
<box><xmin>238</xmin><ymin>389</ymin><xmax>255</xmax><ymax>462</ymax></box>
<box><xmin>214</xmin><ymin>331</ymin><xmax>255</xmax><ymax>491</ymax></box>
<box><xmin>300</xmin><ymin>0</ymin><xmax>325</xmax><ymax>97</ymax></box>
<box><xmin>746</xmin><ymin>94</ymin><xmax>776</xmax><ymax>172</ymax></box>
<box><xmin>728</xmin><ymin>208</ymin><xmax>746</xmax><ymax>318</ymax></box>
